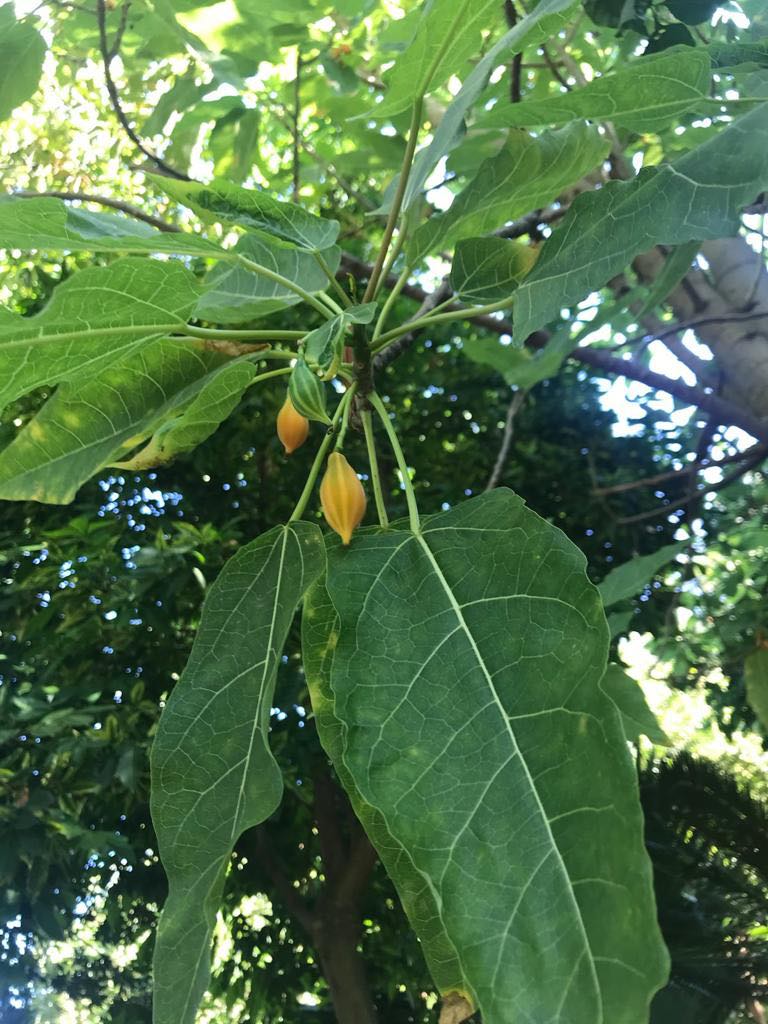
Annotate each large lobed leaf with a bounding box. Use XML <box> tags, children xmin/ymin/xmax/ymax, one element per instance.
<box><xmin>302</xmin><ymin>581</ymin><xmax>465</xmax><ymax>996</ymax></box>
<box><xmin>0</xmin><ymin>7</ymin><xmax>46</xmax><ymax>121</ymax></box>
<box><xmin>113</xmin><ymin>359</ymin><xmax>259</xmax><ymax>471</ymax></box>
<box><xmin>402</xmin><ymin>0</ymin><xmax>579</xmax><ymax>211</ymax></box>
<box><xmin>153</xmin><ymin>176</ymin><xmax>339</xmax><ymax>252</ymax></box>
<box><xmin>195</xmin><ymin>233</ymin><xmax>340</xmax><ymax>323</ymax></box>
<box><xmin>601</xmin><ymin>665</ymin><xmax>670</xmax><ymax>746</ymax></box>
<box><xmin>318</xmin><ymin>490</ymin><xmax>669</xmax><ymax>1022</ymax></box>
<box><xmin>513</xmin><ymin>101</ymin><xmax>768</xmax><ymax>340</ymax></box>
<box><xmin>151</xmin><ymin>522</ymin><xmax>325</xmax><ymax>1024</ymax></box>
<box><xmin>371</xmin><ymin>0</ymin><xmax>502</xmax><ymax>119</ymax></box>
<box><xmin>478</xmin><ymin>48</ymin><xmax>712</xmax><ymax>134</ymax></box>
<box><xmin>0</xmin><ymin>257</ymin><xmax>200</xmax><ymax>412</ymax></box>
<box><xmin>409</xmin><ymin>123</ymin><xmax>609</xmax><ymax>261</ymax></box>
<box><xmin>0</xmin><ymin>196</ymin><xmax>223</xmax><ymax>256</ymax></box>
<box><xmin>0</xmin><ymin>342</ymin><xmax>230</xmax><ymax>504</ymax></box>
<box><xmin>598</xmin><ymin>542</ymin><xmax>684</xmax><ymax>608</ymax></box>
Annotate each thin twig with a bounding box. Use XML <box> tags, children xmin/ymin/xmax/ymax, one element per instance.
<box><xmin>541</xmin><ymin>45</ymin><xmax>570</xmax><ymax>90</ymax></box>
<box><xmin>615</xmin><ymin>453</ymin><xmax>765</xmax><ymax>524</ymax></box>
<box><xmin>96</xmin><ymin>0</ymin><xmax>190</xmax><ymax>181</ymax></box>
<box><xmin>612</xmin><ymin>310</ymin><xmax>768</xmax><ymax>354</ymax></box>
<box><xmin>16</xmin><ymin>189</ymin><xmax>179</xmax><ymax>231</ymax></box>
<box><xmin>485</xmin><ymin>389</ymin><xmax>527</xmax><ymax>490</ymax></box>
<box><xmin>342</xmin><ymin>253</ymin><xmax>768</xmax><ymax>443</ymax></box>
<box><xmin>592</xmin><ymin>442</ymin><xmax>766</xmax><ymax>496</ymax></box>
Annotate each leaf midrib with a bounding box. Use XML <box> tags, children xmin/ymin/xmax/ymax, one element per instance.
<box><xmin>415</xmin><ymin>528</ymin><xmax>604</xmax><ymax>1019</ymax></box>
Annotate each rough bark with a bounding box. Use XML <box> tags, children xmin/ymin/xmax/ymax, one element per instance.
<box><xmin>634</xmin><ymin>237</ymin><xmax>768</xmax><ymax>419</ymax></box>
<box><xmin>313</xmin><ymin>905</ymin><xmax>379</xmax><ymax>1024</ymax></box>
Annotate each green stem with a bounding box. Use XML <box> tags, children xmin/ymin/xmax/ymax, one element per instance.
<box><xmin>246</xmin><ymin>366</ymin><xmax>293</xmax><ymax>386</ymax></box>
<box><xmin>372</xmin><ymin>297</ymin><xmax>514</xmax><ymax>351</ymax></box>
<box><xmin>289</xmin><ymin>384</ymin><xmax>357</xmax><ymax>523</ymax></box>
<box><xmin>183</xmin><ymin>325</ymin><xmax>305</xmax><ymax>341</ymax></box>
<box><xmin>369</xmin><ymin>391</ymin><xmax>419</xmax><ymax>534</ymax></box>
<box><xmin>378</xmin><ymin>228</ymin><xmax>407</xmax><ymax>291</ymax></box>
<box><xmin>243</xmin><ymin>350</ymin><xmax>297</xmax><ymax>362</ymax></box>
<box><xmin>237</xmin><ymin>254</ymin><xmax>336</xmax><ymax>319</ymax></box>
<box><xmin>372</xmin><ymin>262</ymin><xmax>413</xmax><ymax>344</ymax></box>
<box><xmin>316</xmin><ymin>290</ymin><xmax>345</xmax><ymax>316</ymax></box>
<box><xmin>314</xmin><ymin>251</ymin><xmax>353</xmax><ymax>308</ymax></box>
<box><xmin>361</xmin><ymin>408</ymin><xmax>389</xmax><ymax>528</ymax></box>
<box><xmin>334</xmin><ymin>393</ymin><xmax>354</xmax><ymax>451</ymax></box>
<box><xmin>363</xmin><ymin>98</ymin><xmax>424</xmax><ymax>303</ymax></box>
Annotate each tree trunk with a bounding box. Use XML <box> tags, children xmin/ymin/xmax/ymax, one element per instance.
<box><xmin>313</xmin><ymin>904</ymin><xmax>378</xmax><ymax>1024</ymax></box>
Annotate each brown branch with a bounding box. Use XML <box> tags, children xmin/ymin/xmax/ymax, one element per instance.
<box><xmin>96</xmin><ymin>0</ymin><xmax>190</xmax><ymax>181</ymax></box>
<box><xmin>504</xmin><ymin>1</ymin><xmax>523</xmax><ymax>103</ymax></box>
<box><xmin>16</xmin><ymin>189</ymin><xmax>180</xmax><ymax>232</ymax></box>
<box><xmin>613</xmin><ymin>310</ymin><xmax>768</xmax><ymax>354</ymax></box>
<box><xmin>541</xmin><ymin>45</ymin><xmax>571</xmax><ymax>90</ymax></box>
<box><xmin>312</xmin><ymin>762</ymin><xmax>347</xmax><ymax>885</ymax></box>
<box><xmin>333</xmin><ymin>830</ymin><xmax>377</xmax><ymax>906</ymax></box>
<box><xmin>246</xmin><ymin>828</ymin><xmax>317</xmax><ymax>935</ymax></box>
<box><xmin>615</xmin><ymin>451</ymin><xmax>765</xmax><ymax>524</ymax></box>
<box><xmin>592</xmin><ymin>442</ymin><xmax>767</xmax><ymax>496</ymax></box>
<box><xmin>107</xmin><ymin>0</ymin><xmax>130</xmax><ymax>60</ymax></box>
<box><xmin>340</xmin><ymin>255</ymin><xmax>768</xmax><ymax>442</ymax></box>
<box><xmin>485</xmin><ymin>389</ymin><xmax>527</xmax><ymax>490</ymax></box>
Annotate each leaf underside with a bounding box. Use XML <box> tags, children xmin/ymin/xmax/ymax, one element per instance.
<box><xmin>150</xmin><ymin>522</ymin><xmax>325</xmax><ymax>1024</ymax></box>
<box><xmin>318</xmin><ymin>490</ymin><xmax>669</xmax><ymax>1023</ymax></box>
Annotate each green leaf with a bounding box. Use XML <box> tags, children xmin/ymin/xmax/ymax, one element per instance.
<box><xmin>303</xmin><ymin>317</ymin><xmax>344</xmax><ymax>375</ymax></box>
<box><xmin>514</xmin><ymin>102</ymin><xmax>768</xmax><ymax>340</ymax></box>
<box><xmin>0</xmin><ymin>258</ymin><xmax>200</xmax><ymax>412</ymax></box>
<box><xmin>601</xmin><ymin>665</ymin><xmax>670</xmax><ymax>745</ymax></box>
<box><xmin>451</xmin><ymin>237</ymin><xmax>539</xmax><ymax>304</ymax></box>
<box><xmin>745</xmin><ymin>649</ymin><xmax>768</xmax><ymax>732</ymax></box>
<box><xmin>112</xmin><ymin>359</ymin><xmax>259</xmax><ymax>471</ymax></box>
<box><xmin>708</xmin><ymin>39</ymin><xmax>768</xmax><ymax>71</ymax></box>
<box><xmin>402</xmin><ymin>0</ymin><xmax>579</xmax><ymax>211</ymax></box>
<box><xmin>153</xmin><ymin>176</ymin><xmax>340</xmax><ymax>251</ymax></box>
<box><xmin>0</xmin><ymin>342</ymin><xmax>225</xmax><ymax>504</ymax></box>
<box><xmin>664</xmin><ymin>0</ymin><xmax>718</xmax><ymax>26</ymax></box>
<box><xmin>151</xmin><ymin>522</ymin><xmax>325</xmax><ymax>1024</ymax></box>
<box><xmin>462</xmin><ymin>328</ymin><xmax>576</xmax><ymax>388</ymax></box>
<box><xmin>371</xmin><ymin>0</ymin><xmax>502</xmax><ymax>119</ymax></box>
<box><xmin>606</xmin><ymin>609</ymin><xmax>633</xmax><ymax>638</ymax></box>
<box><xmin>0</xmin><ymin>8</ymin><xmax>46</xmax><ymax>121</ymax></box>
<box><xmin>323</xmin><ymin>489</ymin><xmax>669</xmax><ymax>1022</ymax></box>
<box><xmin>302</xmin><ymin>580</ymin><xmax>465</xmax><ymax>995</ymax></box>
<box><xmin>342</xmin><ymin>302</ymin><xmax>378</xmax><ymax>325</ymax></box>
<box><xmin>636</xmin><ymin>241</ymin><xmax>700</xmax><ymax>316</ymax></box>
<box><xmin>598</xmin><ymin>543</ymin><xmax>683</xmax><ymax>608</ymax></box>
<box><xmin>409</xmin><ymin>123</ymin><xmax>609</xmax><ymax>261</ymax></box>
<box><xmin>0</xmin><ymin>196</ymin><xmax>223</xmax><ymax>256</ymax></box>
<box><xmin>195</xmin><ymin>234</ymin><xmax>340</xmax><ymax>323</ymax></box>
<box><xmin>477</xmin><ymin>49</ymin><xmax>711</xmax><ymax>133</ymax></box>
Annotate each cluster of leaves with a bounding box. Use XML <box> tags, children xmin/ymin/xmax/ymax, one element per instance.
<box><xmin>2</xmin><ymin>0</ymin><xmax>768</xmax><ymax>1021</ymax></box>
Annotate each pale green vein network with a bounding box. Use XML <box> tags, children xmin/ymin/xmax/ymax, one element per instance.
<box><xmin>323</xmin><ymin>490</ymin><xmax>669</xmax><ymax>1023</ymax></box>
<box><xmin>151</xmin><ymin>522</ymin><xmax>325</xmax><ymax>1024</ymax></box>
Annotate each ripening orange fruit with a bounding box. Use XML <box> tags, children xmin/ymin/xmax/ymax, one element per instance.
<box><xmin>277</xmin><ymin>394</ymin><xmax>309</xmax><ymax>454</ymax></box>
<box><xmin>320</xmin><ymin>452</ymin><xmax>366</xmax><ymax>545</ymax></box>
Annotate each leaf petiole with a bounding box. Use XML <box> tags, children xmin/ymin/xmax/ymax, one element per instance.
<box><xmin>237</xmin><ymin>253</ymin><xmax>337</xmax><ymax>320</ymax></box>
<box><xmin>361</xmin><ymin>407</ymin><xmax>389</xmax><ymax>528</ymax></box>
<box><xmin>369</xmin><ymin>391</ymin><xmax>420</xmax><ymax>534</ymax></box>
